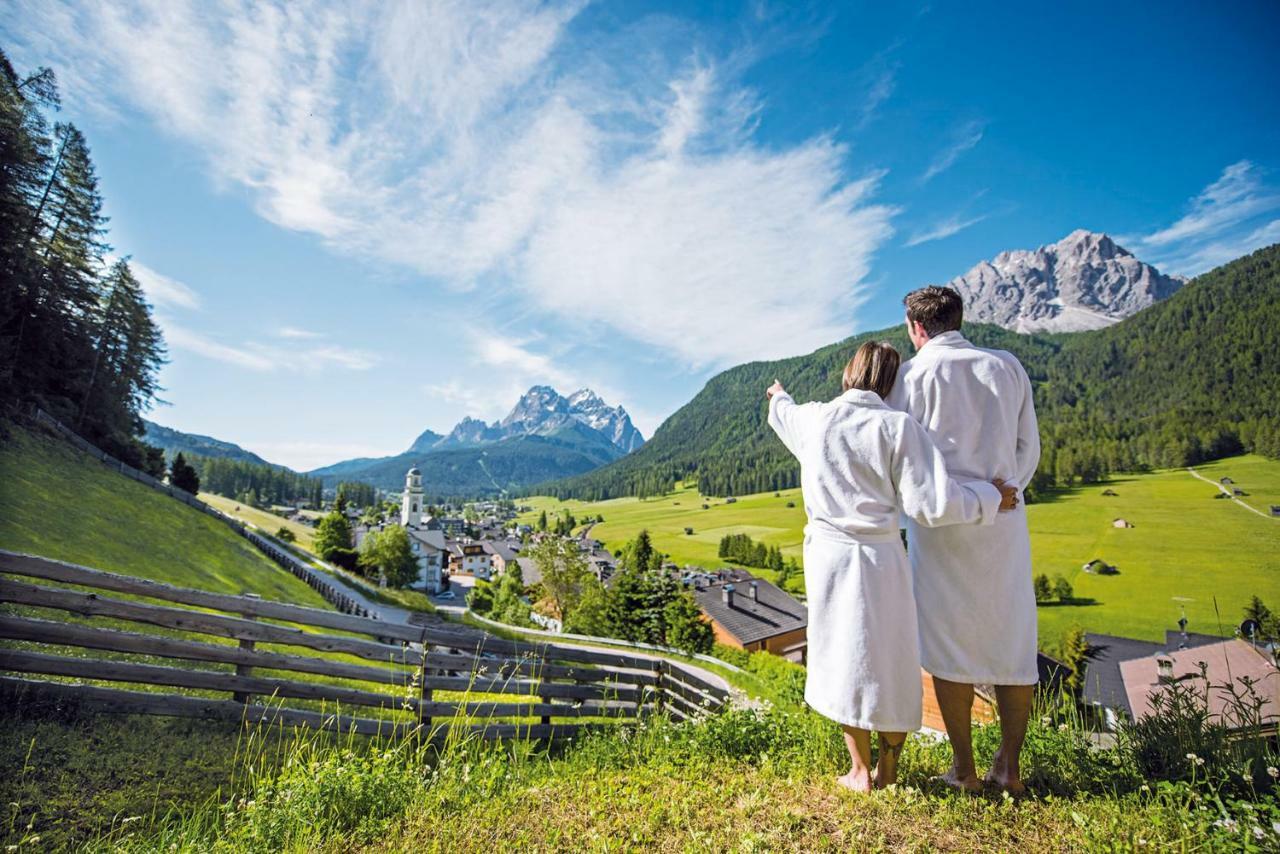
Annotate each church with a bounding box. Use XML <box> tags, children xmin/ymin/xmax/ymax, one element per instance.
<box><xmin>399</xmin><ymin>466</ymin><xmax>448</xmax><ymax>594</ymax></box>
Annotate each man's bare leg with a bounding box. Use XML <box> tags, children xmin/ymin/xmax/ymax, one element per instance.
<box><xmin>932</xmin><ymin>676</ymin><xmax>981</xmax><ymax>792</ymax></box>
<box><xmin>875</xmin><ymin>732</ymin><xmax>907</xmax><ymax>788</ymax></box>
<box><xmin>837</xmin><ymin>725</ymin><xmax>874</xmax><ymax>793</ymax></box>
<box><xmin>986</xmin><ymin>684</ymin><xmax>1033</xmax><ymax>794</ymax></box>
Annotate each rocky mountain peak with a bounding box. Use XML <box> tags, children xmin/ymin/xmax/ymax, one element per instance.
<box><xmin>430</xmin><ymin>386</ymin><xmax>644</xmax><ymax>454</ymax></box>
<box><xmin>947</xmin><ymin>230</ymin><xmax>1185</xmax><ymax>333</ymax></box>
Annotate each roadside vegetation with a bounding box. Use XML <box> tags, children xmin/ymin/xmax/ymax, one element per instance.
<box><xmin>5</xmin><ymin>644</ymin><xmax>1276</xmax><ymax>851</ymax></box>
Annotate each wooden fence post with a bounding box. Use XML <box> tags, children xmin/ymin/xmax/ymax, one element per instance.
<box><xmin>655</xmin><ymin>660</ymin><xmax>666</xmax><ymax>718</ymax></box>
<box><xmin>417</xmin><ymin>630</ymin><xmax>432</xmax><ymax>732</ymax></box>
<box><xmin>233</xmin><ymin>593</ymin><xmax>260</xmax><ymax>704</ymax></box>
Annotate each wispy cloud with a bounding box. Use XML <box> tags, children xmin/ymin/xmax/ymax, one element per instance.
<box><xmin>1125</xmin><ymin>161</ymin><xmax>1280</xmax><ymax>275</ymax></box>
<box><xmin>125</xmin><ymin>259</ymin><xmax>202</xmax><ymax>310</ymax></box>
<box><xmin>163</xmin><ymin>324</ymin><xmax>274</xmax><ymax>371</ymax></box>
<box><xmin>163</xmin><ymin>322</ymin><xmax>378</xmax><ymax>373</ymax></box>
<box><xmin>5</xmin><ymin>0</ymin><xmax>896</xmax><ymax>369</ymax></box>
<box><xmin>904</xmin><ymin>211</ymin><xmax>988</xmax><ymax>247</ymax></box>
<box><xmin>855</xmin><ymin>67</ymin><xmax>896</xmax><ymax>131</ymax></box>
<box><xmin>277</xmin><ymin>326</ymin><xmax>321</xmax><ymax>340</ymax></box>
<box><xmin>920</xmin><ymin>119</ymin><xmax>984</xmax><ymax>183</ymax></box>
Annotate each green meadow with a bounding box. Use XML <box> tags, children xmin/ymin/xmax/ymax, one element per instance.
<box><xmin>0</xmin><ymin>426</ymin><xmax>330</xmax><ymax>607</ymax></box>
<box><xmin>521</xmin><ymin>454</ymin><xmax>1280</xmax><ymax>644</ymax></box>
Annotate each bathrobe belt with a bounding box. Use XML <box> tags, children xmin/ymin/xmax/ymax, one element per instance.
<box><xmin>804</xmin><ymin>523</ymin><xmax>903</xmax><ymax>546</ymax></box>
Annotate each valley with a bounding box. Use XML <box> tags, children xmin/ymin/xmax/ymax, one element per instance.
<box><xmin>520</xmin><ymin>453</ymin><xmax>1280</xmax><ymax>645</ymax></box>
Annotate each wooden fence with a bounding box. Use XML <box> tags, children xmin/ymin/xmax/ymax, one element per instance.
<box><xmin>0</xmin><ymin>551</ymin><xmax>729</xmax><ymax>739</ymax></box>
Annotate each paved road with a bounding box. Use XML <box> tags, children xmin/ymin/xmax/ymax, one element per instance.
<box><xmin>1186</xmin><ymin>467</ymin><xmax>1276</xmax><ymax>520</ymax></box>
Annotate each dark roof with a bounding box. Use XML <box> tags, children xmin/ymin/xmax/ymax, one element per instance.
<box><xmin>1082</xmin><ymin>630</ymin><xmax>1225</xmax><ymax>715</ymax></box>
<box><xmin>691</xmin><ymin>571</ymin><xmax>806</xmax><ymax>645</ymax></box>
<box><xmin>488</xmin><ymin>540</ymin><xmax>520</xmax><ymax>562</ymax></box>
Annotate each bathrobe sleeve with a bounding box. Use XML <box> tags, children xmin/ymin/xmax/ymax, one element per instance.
<box><xmin>1011</xmin><ymin>359</ymin><xmax>1041</xmax><ymax>491</ymax></box>
<box><xmin>767</xmin><ymin>391</ymin><xmax>807</xmax><ymax>457</ymax></box>
<box><xmin>892</xmin><ymin>417</ymin><xmax>1001</xmax><ymax>528</ymax></box>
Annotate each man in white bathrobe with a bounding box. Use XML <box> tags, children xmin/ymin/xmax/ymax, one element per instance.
<box><xmin>886</xmin><ymin>285</ymin><xmax>1041</xmax><ymax>794</ymax></box>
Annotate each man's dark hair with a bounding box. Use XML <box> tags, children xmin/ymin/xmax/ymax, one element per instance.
<box><xmin>903</xmin><ymin>286</ymin><xmax>964</xmax><ymax>337</ymax></box>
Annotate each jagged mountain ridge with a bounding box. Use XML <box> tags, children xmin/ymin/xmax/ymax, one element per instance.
<box><xmin>307</xmin><ymin>386</ymin><xmax>644</xmax><ymax>495</ymax></box>
<box><xmin>948</xmin><ymin>229</ymin><xmax>1186</xmax><ymax>333</ymax></box>
<box><xmin>434</xmin><ymin>386</ymin><xmax>644</xmax><ymax>453</ymax></box>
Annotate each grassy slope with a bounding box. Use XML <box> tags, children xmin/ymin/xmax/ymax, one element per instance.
<box><xmin>520</xmin><ymin>454</ymin><xmax>1280</xmax><ymax>643</ymax></box>
<box><xmin>0</xmin><ymin>425</ymin><xmax>329</xmax><ymax>606</ymax></box>
<box><xmin>199</xmin><ymin>491</ymin><xmax>317</xmax><ymax>552</ymax></box>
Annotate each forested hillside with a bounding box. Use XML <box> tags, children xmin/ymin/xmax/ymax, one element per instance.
<box><xmin>143</xmin><ymin>420</ymin><xmax>274</xmax><ymax>466</ymax></box>
<box><xmin>541</xmin><ymin>245</ymin><xmax>1280</xmax><ymax>499</ymax></box>
<box><xmin>0</xmin><ymin>51</ymin><xmax>165</xmax><ymax>470</ymax></box>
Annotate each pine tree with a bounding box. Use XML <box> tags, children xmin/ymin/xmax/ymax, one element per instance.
<box><xmin>169</xmin><ymin>452</ymin><xmax>199</xmax><ymax>494</ymax></box>
<box><xmin>663</xmin><ymin>592</ymin><xmax>713</xmax><ymax>654</ymax></box>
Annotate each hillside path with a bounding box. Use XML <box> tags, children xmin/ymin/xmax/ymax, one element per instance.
<box><xmin>1185</xmin><ymin>467</ymin><xmax>1276</xmax><ymax>520</ymax></box>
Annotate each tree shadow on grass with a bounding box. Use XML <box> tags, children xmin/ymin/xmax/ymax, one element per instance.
<box><xmin>1037</xmin><ymin>598</ymin><xmax>1100</xmax><ymax>608</ymax></box>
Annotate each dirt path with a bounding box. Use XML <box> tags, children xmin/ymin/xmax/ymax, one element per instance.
<box><xmin>1185</xmin><ymin>467</ymin><xmax>1275</xmax><ymax>520</ymax></box>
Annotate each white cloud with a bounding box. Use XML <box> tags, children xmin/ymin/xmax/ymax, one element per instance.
<box><xmin>277</xmin><ymin>326</ymin><xmax>321</xmax><ymax>339</ymax></box>
<box><xmin>163</xmin><ymin>322</ymin><xmax>378</xmax><ymax>373</ymax></box>
<box><xmin>163</xmin><ymin>323</ymin><xmax>275</xmax><ymax>371</ymax></box>
<box><xmin>1125</xmin><ymin>161</ymin><xmax>1280</xmax><ymax>276</ymax></box>
<box><xmin>904</xmin><ymin>211</ymin><xmax>988</xmax><ymax>247</ymax></box>
<box><xmin>5</xmin><ymin>0</ymin><xmax>896</xmax><ymax>369</ymax></box>
<box><xmin>123</xmin><ymin>259</ymin><xmax>202</xmax><ymax>309</ymax></box>
<box><xmin>920</xmin><ymin>120</ymin><xmax>984</xmax><ymax>183</ymax></box>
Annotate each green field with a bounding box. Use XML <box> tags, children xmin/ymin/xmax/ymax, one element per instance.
<box><xmin>200</xmin><ymin>491</ymin><xmax>318</xmax><ymax>552</ymax></box>
<box><xmin>0</xmin><ymin>425</ymin><xmax>330</xmax><ymax>606</ymax></box>
<box><xmin>521</xmin><ymin>455</ymin><xmax>1280</xmax><ymax>644</ymax></box>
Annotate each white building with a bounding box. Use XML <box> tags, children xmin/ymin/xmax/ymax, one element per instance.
<box><xmin>400</xmin><ymin>466</ymin><xmax>447</xmax><ymax>593</ymax></box>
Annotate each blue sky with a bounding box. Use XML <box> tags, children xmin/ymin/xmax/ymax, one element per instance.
<box><xmin>3</xmin><ymin>1</ymin><xmax>1278</xmax><ymax>470</ymax></box>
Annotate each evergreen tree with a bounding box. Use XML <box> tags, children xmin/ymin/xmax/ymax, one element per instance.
<box><xmin>663</xmin><ymin>592</ymin><xmax>714</xmax><ymax>654</ymax></box>
<box><xmin>169</xmin><ymin>452</ymin><xmax>199</xmax><ymax>494</ymax></box>
<box><xmin>1058</xmin><ymin>626</ymin><xmax>1090</xmax><ymax>694</ymax></box>
<box><xmin>1052</xmin><ymin>574</ymin><xmax>1074</xmax><ymax>602</ymax></box>
<box><xmin>1033</xmin><ymin>574</ymin><xmax>1053</xmax><ymax>603</ymax></box>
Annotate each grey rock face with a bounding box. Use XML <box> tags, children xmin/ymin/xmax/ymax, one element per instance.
<box><xmin>947</xmin><ymin>230</ymin><xmax>1185</xmax><ymax>333</ymax></box>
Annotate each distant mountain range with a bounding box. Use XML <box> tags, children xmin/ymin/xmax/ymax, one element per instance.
<box><xmin>307</xmin><ymin>386</ymin><xmax>644</xmax><ymax>495</ymax></box>
<box><xmin>142</xmin><ymin>420</ymin><xmax>277</xmax><ymax>467</ymax></box>
<box><xmin>948</xmin><ymin>229</ymin><xmax>1186</xmax><ymax>333</ymax></box>
<box><xmin>540</xmin><ymin>243</ymin><xmax>1280</xmax><ymax>500</ymax></box>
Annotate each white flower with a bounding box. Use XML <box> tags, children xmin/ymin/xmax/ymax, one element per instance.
<box><xmin>1268</xmin><ymin>766</ymin><xmax>1278</xmax><ymax>779</ymax></box>
<box><xmin>1058</xmin><ymin>723</ymin><xmax>1068</xmax><ymax>731</ymax></box>
<box><xmin>1195</xmin><ymin>757</ymin><xmax>1205</xmax><ymax>766</ymax></box>
<box><xmin>1255</xmin><ymin>827</ymin><xmax>1266</xmax><ymax>840</ymax></box>
<box><xmin>1186</xmin><ymin>752</ymin><xmax>1197</xmax><ymax>761</ymax></box>
<box><xmin>1140</xmin><ymin>784</ymin><xmax>1150</xmax><ymax>793</ymax></box>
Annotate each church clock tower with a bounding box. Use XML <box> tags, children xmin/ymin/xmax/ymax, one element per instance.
<box><xmin>401</xmin><ymin>466</ymin><xmax>424</xmax><ymax>528</ymax></box>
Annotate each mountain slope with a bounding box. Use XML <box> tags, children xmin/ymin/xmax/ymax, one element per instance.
<box><xmin>143</xmin><ymin>420</ymin><xmax>276</xmax><ymax>467</ymax></box>
<box><xmin>948</xmin><ymin>230</ymin><xmax>1185</xmax><ymax>333</ymax></box>
<box><xmin>541</xmin><ymin>244</ymin><xmax>1280</xmax><ymax>499</ymax></box>
<box><xmin>0</xmin><ymin>423</ymin><xmax>329</xmax><ymax>605</ymax></box>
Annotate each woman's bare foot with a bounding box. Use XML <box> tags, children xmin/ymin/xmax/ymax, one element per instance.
<box><xmin>933</xmin><ymin>768</ymin><xmax>982</xmax><ymax>793</ymax></box>
<box><xmin>836</xmin><ymin>770</ymin><xmax>874</xmax><ymax>793</ymax></box>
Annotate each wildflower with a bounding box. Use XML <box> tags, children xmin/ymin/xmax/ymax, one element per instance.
<box><xmin>121</xmin><ymin>816</ymin><xmax>141</xmax><ymax>825</ymax></box>
<box><xmin>1195</xmin><ymin>757</ymin><xmax>1205</xmax><ymax>766</ymax></box>
<box><xmin>1214</xmin><ymin>818</ymin><xmax>1238</xmax><ymax>831</ymax></box>
<box><xmin>1058</xmin><ymin>723</ymin><xmax>1068</xmax><ymax>731</ymax></box>
<box><xmin>1140</xmin><ymin>784</ymin><xmax>1150</xmax><ymax>793</ymax></box>
<box><xmin>1040</xmin><ymin>716</ymin><xmax>1051</xmax><ymax>726</ymax></box>
<box><xmin>1269</xmin><ymin>766</ymin><xmax>1279</xmax><ymax>779</ymax></box>
<box><xmin>1186</xmin><ymin>752</ymin><xmax>1197</xmax><ymax>761</ymax></box>
<box><xmin>1255</xmin><ymin>827</ymin><xmax>1266</xmax><ymax>840</ymax></box>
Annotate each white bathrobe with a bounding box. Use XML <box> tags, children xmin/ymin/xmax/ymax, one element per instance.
<box><xmin>886</xmin><ymin>330</ymin><xmax>1041</xmax><ymax>686</ymax></box>
<box><xmin>768</xmin><ymin>388</ymin><xmax>1001</xmax><ymax>731</ymax></box>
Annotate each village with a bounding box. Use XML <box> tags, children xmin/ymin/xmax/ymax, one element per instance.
<box><xmin>299</xmin><ymin>467</ymin><xmax>1279</xmax><ymax>738</ymax></box>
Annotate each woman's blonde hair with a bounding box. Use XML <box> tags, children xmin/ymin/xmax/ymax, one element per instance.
<box><xmin>842</xmin><ymin>341</ymin><xmax>901</xmax><ymax>399</ymax></box>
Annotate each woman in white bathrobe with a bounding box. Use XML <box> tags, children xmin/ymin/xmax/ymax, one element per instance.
<box><xmin>766</xmin><ymin>341</ymin><xmax>1017</xmax><ymax>792</ymax></box>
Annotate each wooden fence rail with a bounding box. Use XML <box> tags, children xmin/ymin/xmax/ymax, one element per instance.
<box><xmin>0</xmin><ymin>551</ymin><xmax>729</xmax><ymax>738</ymax></box>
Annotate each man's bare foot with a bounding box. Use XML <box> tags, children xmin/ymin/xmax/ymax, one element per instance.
<box><xmin>836</xmin><ymin>771</ymin><xmax>873</xmax><ymax>793</ymax></box>
<box><xmin>933</xmin><ymin>768</ymin><xmax>981</xmax><ymax>793</ymax></box>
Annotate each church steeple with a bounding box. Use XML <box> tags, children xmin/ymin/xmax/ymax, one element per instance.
<box><xmin>401</xmin><ymin>466</ymin><xmax>424</xmax><ymax>527</ymax></box>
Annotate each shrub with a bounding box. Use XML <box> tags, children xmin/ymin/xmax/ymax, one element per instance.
<box><xmin>275</xmin><ymin>526</ymin><xmax>296</xmax><ymax>543</ymax></box>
